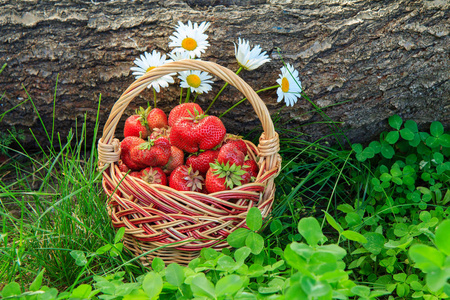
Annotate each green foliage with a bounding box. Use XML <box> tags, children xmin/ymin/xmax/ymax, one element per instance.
<box><xmin>409</xmin><ymin>219</ymin><xmax>450</xmax><ymax>296</ymax></box>
<box><xmin>1</xmin><ymin>80</ymin><xmax>448</xmax><ymax>300</ymax></box>
<box><xmin>342</xmin><ymin>115</ymin><xmax>450</xmax><ymax>299</ymax></box>
<box><xmin>0</xmin><ymin>86</ymin><xmax>143</xmax><ymax>288</ymax></box>
<box><xmin>227</xmin><ymin>207</ymin><xmax>264</xmax><ymax>254</ymax></box>
<box><xmin>2</xmin><ymin>216</ymin><xmax>390</xmax><ymax>300</ymax></box>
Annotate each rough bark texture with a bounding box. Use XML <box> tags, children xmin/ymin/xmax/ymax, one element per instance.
<box><xmin>0</xmin><ymin>0</ymin><xmax>449</xmax><ymax>150</ymax></box>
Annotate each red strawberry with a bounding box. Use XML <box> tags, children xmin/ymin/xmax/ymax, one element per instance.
<box><xmin>205</xmin><ymin>168</ymin><xmax>226</xmax><ymax>193</ymax></box>
<box><xmin>204</xmin><ymin>162</ymin><xmax>247</xmax><ymax>193</ymax></box>
<box><xmin>217</xmin><ymin>143</ymin><xmax>245</xmax><ymax>167</ymax></box>
<box><xmin>170</xmin><ymin>114</ymin><xmax>226</xmax><ymax>153</ymax></box>
<box><xmin>117</xmin><ymin>160</ymin><xmax>129</xmax><ymax>173</ymax></box>
<box><xmin>186</xmin><ymin>150</ymin><xmax>219</xmax><ymax>175</ymax></box>
<box><xmin>226</xmin><ymin>139</ymin><xmax>248</xmax><ymax>155</ymax></box>
<box><xmin>169</xmin><ymin>165</ymin><xmax>204</xmax><ymax>192</ymax></box>
<box><xmin>129</xmin><ymin>137</ymin><xmax>171</xmax><ymax>167</ymax></box>
<box><xmin>243</xmin><ymin>159</ymin><xmax>259</xmax><ymax>179</ymax></box>
<box><xmin>121</xmin><ymin>136</ymin><xmax>146</xmax><ymax>153</ymax></box>
<box><xmin>168</xmin><ymin>103</ymin><xmax>204</xmax><ymax>127</ymax></box>
<box><xmin>128</xmin><ymin>171</ymin><xmax>142</xmax><ymax>178</ymax></box>
<box><xmin>147</xmin><ymin>108</ymin><xmax>168</xmax><ymax>130</ymax></box>
<box><xmin>124</xmin><ymin>114</ymin><xmax>148</xmax><ymax>138</ymax></box>
<box><xmin>120</xmin><ymin>136</ymin><xmax>146</xmax><ymax>170</ymax></box>
<box><xmin>141</xmin><ymin>167</ymin><xmax>167</xmax><ymax>185</ymax></box>
<box><xmin>163</xmin><ymin>146</ymin><xmax>184</xmax><ymax>175</ymax></box>
<box><xmin>240</xmin><ymin>170</ymin><xmax>251</xmax><ymax>185</ymax></box>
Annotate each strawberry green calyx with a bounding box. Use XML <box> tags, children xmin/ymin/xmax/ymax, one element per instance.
<box><xmin>142</xmin><ymin>167</ymin><xmax>165</xmax><ymax>185</ymax></box>
<box><xmin>169</xmin><ymin>165</ymin><xmax>204</xmax><ymax>192</ymax></box>
<box><xmin>210</xmin><ymin>161</ymin><xmax>246</xmax><ymax>189</ymax></box>
<box><xmin>168</xmin><ymin>103</ymin><xmax>204</xmax><ymax>127</ymax></box>
<box><xmin>184</xmin><ymin>108</ymin><xmax>208</xmax><ymax>124</ymax></box>
<box><xmin>139</xmin><ymin>139</ymin><xmax>155</xmax><ymax>150</ymax></box>
<box><xmin>135</xmin><ymin>106</ymin><xmax>151</xmax><ymax>127</ymax></box>
<box><xmin>184</xmin><ymin>166</ymin><xmax>204</xmax><ymax>191</ymax></box>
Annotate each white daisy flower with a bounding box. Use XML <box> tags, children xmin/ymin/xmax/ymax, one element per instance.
<box><xmin>178</xmin><ymin>70</ymin><xmax>213</xmax><ymax>94</ymax></box>
<box><xmin>234</xmin><ymin>38</ymin><xmax>271</xmax><ymax>71</ymax></box>
<box><xmin>130</xmin><ymin>50</ymin><xmax>175</xmax><ymax>92</ymax></box>
<box><xmin>276</xmin><ymin>63</ymin><xmax>302</xmax><ymax>107</ymax></box>
<box><xmin>169</xmin><ymin>20</ymin><xmax>210</xmax><ymax>58</ymax></box>
<box><xmin>168</xmin><ymin>49</ymin><xmax>195</xmax><ymax>61</ymax></box>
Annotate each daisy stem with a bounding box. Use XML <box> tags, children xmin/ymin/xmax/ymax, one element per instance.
<box><xmin>193</xmin><ymin>93</ymin><xmax>198</xmax><ymax>103</ymax></box>
<box><xmin>219</xmin><ymin>84</ymin><xmax>279</xmax><ymax>118</ymax></box>
<box><xmin>179</xmin><ymin>88</ymin><xmax>183</xmax><ymax>104</ymax></box>
<box><xmin>185</xmin><ymin>88</ymin><xmax>191</xmax><ymax>103</ymax></box>
<box><xmin>153</xmin><ymin>88</ymin><xmax>157</xmax><ymax>108</ymax></box>
<box><xmin>205</xmin><ymin>66</ymin><xmax>243</xmax><ymax>114</ymax></box>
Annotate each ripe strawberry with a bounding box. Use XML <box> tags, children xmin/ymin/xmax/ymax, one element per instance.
<box><xmin>124</xmin><ymin>114</ymin><xmax>148</xmax><ymax>138</ymax></box>
<box><xmin>204</xmin><ymin>162</ymin><xmax>247</xmax><ymax>193</ymax></box>
<box><xmin>217</xmin><ymin>143</ymin><xmax>245</xmax><ymax>167</ymax></box>
<box><xmin>141</xmin><ymin>167</ymin><xmax>167</xmax><ymax>185</ymax></box>
<box><xmin>117</xmin><ymin>160</ymin><xmax>129</xmax><ymax>173</ymax></box>
<box><xmin>147</xmin><ymin>108</ymin><xmax>168</xmax><ymax>130</ymax></box>
<box><xmin>129</xmin><ymin>137</ymin><xmax>171</xmax><ymax>167</ymax></box>
<box><xmin>170</xmin><ymin>113</ymin><xmax>226</xmax><ymax>153</ymax></box>
<box><xmin>186</xmin><ymin>150</ymin><xmax>219</xmax><ymax>175</ymax></box>
<box><xmin>240</xmin><ymin>170</ymin><xmax>251</xmax><ymax>185</ymax></box>
<box><xmin>128</xmin><ymin>171</ymin><xmax>142</xmax><ymax>178</ymax></box>
<box><xmin>163</xmin><ymin>146</ymin><xmax>184</xmax><ymax>175</ymax></box>
<box><xmin>168</xmin><ymin>103</ymin><xmax>204</xmax><ymax>127</ymax></box>
<box><xmin>169</xmin><ymin>165</ymin><xmax>204</xmax><ymax>192</ymax></box>
<box><xmin>205</xmin><ymin>168</ymin><xmax>226</xmax><ymax>193</ymax></box>
<box><xmin>225</xmin><ymin>138</ymin><xmax>248</xmax><ymax>155</ymax></box>
<box><xmin>243</xmin><ymin>159</ymin><xmax>259</xmax><ymax>179</ymax></box>
<box><xmin>120</xmin><ymin>136</ymin><xmax>146</xmax><ymax>170</ymax></box>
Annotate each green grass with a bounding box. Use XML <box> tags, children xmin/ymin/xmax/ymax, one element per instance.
<box><xmin>0</xmin><ymin>88</ymin><xmax>149</xmax><ymax>289</ymax></box>
<box><xmin>0</xmin><ymin>85</ymin><xmax>450</xmax><ymax>299</ymax></box>
<box><xmin>0</xmin><ymin>84</ymin><xmax>356</xmax><ymax>291</ymax></box>
<box><xmin>3</xmin><ymin>77</ymin><xmax>448</xmax><ymax>299</ymax></box>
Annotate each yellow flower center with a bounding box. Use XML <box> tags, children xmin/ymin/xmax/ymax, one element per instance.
<box><xmin>281</xmin><ymin>77</ymin><xmax>290</xmax><ymax>93</ymax></box>
<box><xmin>182</xmin><ymin>37</ymin><xmax>198</xmax><ymax>51</ymax></box>
<box><xmin>146</xmin><ymin>66</ymin><xmax>156</xmax><ymax>72</ymax></box>
<box><xmin>186</xmin><ymin>74</ymin><xmax>201</xmax><ymax>88</ymax></box>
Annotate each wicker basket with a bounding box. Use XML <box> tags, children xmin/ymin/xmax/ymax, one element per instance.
<box><xmin>97</xmin><ymin>59</ymin><xmax>281</xmax><ymax>266</ymax></box>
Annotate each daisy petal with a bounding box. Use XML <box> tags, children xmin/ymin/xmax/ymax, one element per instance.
<box><xmin>234</xmin><ymin>38</ymin><xmax>271</xmax><ymax>71</ymax></box>
<box><xmin>276</xmin><ymin>64</ymin><xmax>302</xmax><ymax>106</ymax></box>
<box><xmin>129</xmin><ymin>51</ymin><xmax>174</xmax><ymax>92</ymax></box>
<box><xmin>169</xmin><ymin>20</ymin><xmax>210</xmax><ymax>58</ymax></box>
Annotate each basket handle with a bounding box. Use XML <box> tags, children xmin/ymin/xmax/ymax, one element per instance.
<box><xmin>98</xmin><ymin>59</ymin><xmax>280</xmax><ymax>171</ymax></box>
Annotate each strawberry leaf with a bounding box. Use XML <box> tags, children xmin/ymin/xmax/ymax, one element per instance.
<box><xmin>187</xmin><ymin>108</ymin><xmax>195</xmax><ymax>118</ymax></box>
<box><xmin>225</xmin><ymin>178</ymin><xmax>234</xmax><ymax>188</ymax></box>
<box><xmin>139</xmin><ymin>140</ymin><xmax>155</xmax><ymax>150</ymax></box>
<box><xmin>232</xmin><ymin>178</ymin><xmax>242</xmax><ymax>186</ymax></box>
<box><xmin>235</xmin><ymin>170</ymin><xmax>246</xmax><ymax>176</ymax></box>
<box><xmin>217</xmin><ymin>173</ymin><xmax>227</xmax><ymax>179</ymax></box>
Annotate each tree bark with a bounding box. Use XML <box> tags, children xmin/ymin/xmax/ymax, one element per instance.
<box><xmin>0</xmin><ymin>0</ymin><xmax>449</xmax><ymax>150</ymax></box>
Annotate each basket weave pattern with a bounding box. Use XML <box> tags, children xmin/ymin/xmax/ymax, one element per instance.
<box><xmin>98</xmin><ymin>60</ymin><xmax>281</xmax><ymax>265</ymax></box>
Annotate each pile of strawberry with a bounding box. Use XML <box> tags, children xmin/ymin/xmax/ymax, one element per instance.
<box><xmin>118</xmin><ymin>103</ymin><xmax>259</xmax><ymax>193</ymax></box>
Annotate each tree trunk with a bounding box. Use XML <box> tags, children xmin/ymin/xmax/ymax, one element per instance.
<box><xmin>0</xmin><ymin>0</ymin><xmax>449</xmax><ymax>151</ymax></box>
